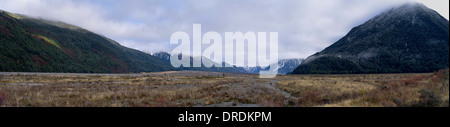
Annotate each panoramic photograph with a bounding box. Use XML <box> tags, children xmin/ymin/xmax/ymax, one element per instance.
<box><xmin>0</xmin><ymin>0</ymin><xmax>448</xmax><ymax>110</ymax></box>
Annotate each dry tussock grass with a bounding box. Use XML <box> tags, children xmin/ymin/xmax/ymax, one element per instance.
<box><xmin>0</xmin><ymin>72</ymin><xmax>284</xmax><ymax>107</ymax></box>
<box><xmin>0</xmin><ymin>69</ymin><xmax>447</xmax><ymax>107</ymax></box>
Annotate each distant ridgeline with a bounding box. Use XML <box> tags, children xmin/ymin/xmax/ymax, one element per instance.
<box><xmin>153</xmin><ymin>52</ymin><xmax>304</xmax><ymax>74</ymax></box>
<box><xmin>292</xmin><ymin>3</ymin><xmax>449</xmax><ymax>74</ymax></box>
<box><xmin>152</xmin><ymin>52</ymin><xmax>248</xmax><ymax>73</ymax></box>
<box><xmin>0</xmin><ymin>10</ymin><xmax>175</xmax><ymax>73</ymax></box>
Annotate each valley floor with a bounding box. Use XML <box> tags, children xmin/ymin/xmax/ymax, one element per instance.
<box><xmin>0</xmin><ymin>70</ymin><xmax>448</xmax><ymax>107</ymax></box>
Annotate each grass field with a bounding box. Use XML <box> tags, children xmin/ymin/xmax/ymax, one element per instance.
<box><xmin>0</xmin><ymin>69</ymin><xmax>448</xmax><ymax>107</ymax></box>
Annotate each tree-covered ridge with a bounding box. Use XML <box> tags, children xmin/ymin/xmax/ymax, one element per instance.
<box><xmin>292</xmin><ymin>3</ymin><xmax>449</xmax><ymax>74</ymax></box>
<box><xmin>0</xmin><ymin>11</ymin><xmax>175</xmax><ymax>73</ymax></box>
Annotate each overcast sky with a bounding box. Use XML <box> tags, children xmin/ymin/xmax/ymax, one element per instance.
<box><xmin>1</xmin><ymin>0</ymin><xmax>448</xmax><ymax>66</ymax></box>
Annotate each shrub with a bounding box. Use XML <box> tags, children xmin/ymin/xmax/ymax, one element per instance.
<box><xmin>0</xmin><ymin>92</ymin><xmax>7</xmax><ymax>106</ymax></box>
<box><xmin>444</xmin><ymin>99</ymin><xmax>449</xmax><ymax>107</ymax></box>
<box><xmin>415</xmin><ymin>89</ymin><xmax>442</xmax><ymax>107</ymax></box>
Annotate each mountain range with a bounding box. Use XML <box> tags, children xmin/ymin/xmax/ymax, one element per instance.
<box><xmin>1</xmin><ymin>3</ymin><xmax>448</xmax><ymax>75</ymax></box>
<box><xmin>153</xmin><ymin>52</ymin><xmax>304</xmax><ymax>74</ymax></box>
<box><xmin>292</xmin><ymin>3</ymin><xmax>449</xmax><ymax>74</ymax></box>
<box><xmin>152</xmin><ymin>52</ymin><xmax>248</xmax><ymax>73</ymax></box>
<box><xmin>244</xmin><ymin>59</ymin><xmax>304</xmax><ymax>74</ymax></box>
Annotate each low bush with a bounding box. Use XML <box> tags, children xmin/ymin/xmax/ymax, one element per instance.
<box><xmin>0</xmin><ymin>92</ymin><xmax>7</xmax><ymax>106</ymax></box>
<box><xmin>414</xmin><ymin>89</ymin><xmax>443</xmax><ymax>107</ymax></box>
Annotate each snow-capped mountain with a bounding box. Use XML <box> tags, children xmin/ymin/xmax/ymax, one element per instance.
<box><xmin>277</xmin><ymin>59</ymin><xmax>305</xmax><ymax>74</ymax></box>
<box><xmin>245</xmin><ymin>58</ymin><xmax>305</xmax><ymax>74</ymax></box>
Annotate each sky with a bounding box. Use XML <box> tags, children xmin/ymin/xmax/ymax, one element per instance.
<box><xmin>0</xmin><ymin>0</ymin><xmax>448</xmax><ymax>66</ymax></box>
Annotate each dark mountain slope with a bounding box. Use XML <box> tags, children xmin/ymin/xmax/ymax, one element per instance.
<box><xmin>0</xmin><ymin>10</ymin><xmax>175</xmax><ymax>73</ymax></box>
<box><xmin>292</xmin><ymin>3</ymin><xmax>449</xmax><ymax>74</ymax></box>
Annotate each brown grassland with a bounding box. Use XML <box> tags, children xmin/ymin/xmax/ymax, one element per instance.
<box><xmin>0</xmin><ymin>69</ymin><xmax>448</xmax><ymax>107</ymax></box>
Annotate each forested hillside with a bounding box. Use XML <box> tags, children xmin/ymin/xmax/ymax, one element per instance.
<box><xmin>0</xmin><ymin>10</ymin><xmax>175</xmax><ymax>73</ymax></box>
